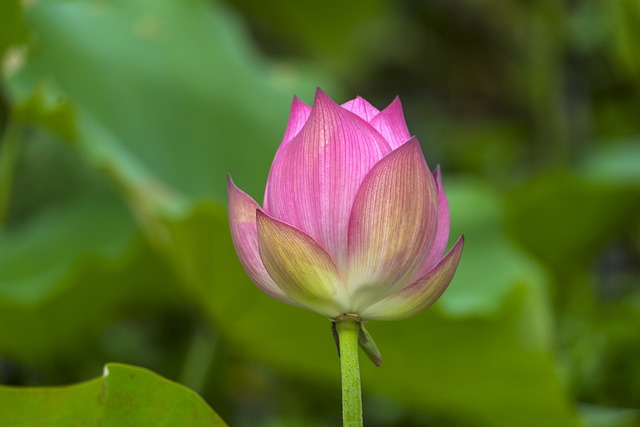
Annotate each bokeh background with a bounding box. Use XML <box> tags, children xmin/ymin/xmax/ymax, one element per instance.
<box><xmin>1</xmin><ymin>0</ymin><xmax>639</xmax><ymax>426</ymax></box>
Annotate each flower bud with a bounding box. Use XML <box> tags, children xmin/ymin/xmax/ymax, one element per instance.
<box><xmin>228</xmin><ymin>89</ymin><xmax>463</xmax><ymax>321</ymax></box>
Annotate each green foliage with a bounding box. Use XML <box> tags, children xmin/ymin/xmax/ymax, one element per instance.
<box><xmin>225</xmin><ymin>0</ymin><xmax>391</xmax><ymax>74</ymax></box>
<box><xmin>1</xmin><ymin>0</ymin><xmax>639</xmax><ymax>425</ymax></box>
<box><xmin>0</xmin><ymin>363</ymin><xmax>227</xmax><ymax>426</ymax></box>
<box><xmin>506</xmin><ymin>171</ymin><xmax>640</xmax><ymax>271</ymax></box>
<box><xmin>7</xmin><ymin>0</ymin><xmax>290</xmax><ymax>201</ymax></box>
<box><xmin>0</xmin><ymin>0</ymin><xmax>28</xmax><ymax>59</ymax></box>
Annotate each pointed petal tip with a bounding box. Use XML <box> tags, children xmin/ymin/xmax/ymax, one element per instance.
<box><xmin>310</xmin><ymin>88</ymin><xmax>336</xmax><ymax>116</ymax></box>
<box><xmin>380</xmin><ymin>95</ymin><xmax>403</xmax><ymax>114</ymax></box>
<box><xmin>446</xmin><ymin>235</ymin><xmax>465</xmax><ymax>263</ymax></box>
<box><xmin>314</xmin><ymin>87</ymin><xmax>327</xmax><ymax>98</ymax></box>
<box><xmin>291</xmin><ymin>95</ymin><xmax>309</xmax><ymax>108</ymax></box>
<box><xmin>406</xmin><ymin>135</ymin><xmax>420</xmax><ymax>145</ymax></box>
<box><xmin>341</xmin><ymin>95</ymin><xmax>380</xmax><ymax>121</ymax></box>
<box><xmin>227</xmin><ymin>175</ymin><xmax>248</xmax><ymax>197</ymax></box>
<box><xmin>227</xmin><ymin>175</ymin><xmax>239</xmax><ymax>196</ymax></box>
<box><xmin>397</xmin><ymin>136</ymin><xmax>422</xmax><ymax>153</ymax></box>
<box><xmin>371</xmin><ymin>97</ymin><xmax>412</xmax><ymax>149</ymax></box>
<box><xmin>399</xmin><ymin>136</ymin><xmax>433</xmax><ymax>170</ymax></box>
<box><xmin>228</xmin><ymin>184</ymin><xmax>299</xmax><ymax>306</ymax></box>
<box><xmin>433</xmin><ymin>166</ymin><xmax>444</xmax><ymax>188</ymax></box>
<box><xmin>280</xmin><ymin>96</ymin><xmax>312</xmax><ymax>146</ymax></box>
<box><xmin>313</xmin><ymin>87</ymin><xmax>338</xmax><ymax>107</ymax></box>
<box><xmin>432</xmin><ymin>167</ymin><xmax>443</xmax><ymax>183</ymax></box>
<box><xmin>389</xmin><ymin>95</ymin><xmax>403</xmax><ymax>108</ymax></box>
<box><xmin>446</xmin><ymin>234</ymin><xmax>465</xmax><ymax>255</ymax></box>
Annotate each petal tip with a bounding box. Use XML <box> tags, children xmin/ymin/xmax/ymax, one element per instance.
<box><xmin>313</xmin><ymin>87</ymin><xmax>338</xmax><ymax>108</ymax></box>
<box><xmin>389</xmin><ymin>95</ymin><xmax>403</xmax><ymax>109</ymax></box>
<box><xmin>314</xmin><ymin>87</ymin><xmax>328</xmax><ymax>98</ymax></box>
<box><xmin>449</xmin><ymin>235</ymin><xmax>465</xmax><ymax>258</ymax></box>
<box><xmin>227</xmin><ymin>175</ymin><xmax>247</xmax><ymax>197</ymax></box>
<box><xmin>397</xmin><ymin>136</ymin><xmax>422</xmax><ymax>153</ymax></box>
<box><xmin>291</xmin><ymin>95</ymin><xmax>309</xmax><ymax>109</ymax></box>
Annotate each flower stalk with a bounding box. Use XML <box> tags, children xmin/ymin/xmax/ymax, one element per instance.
<box><xmin>227</xmin><ymin>89</ymin><xmax>465</xmax><ymax>427</ymax></box>
<box><xmin>336</xmin><ymin>315</ymin><xmax>363</xmax><ymax>427</ymax></box>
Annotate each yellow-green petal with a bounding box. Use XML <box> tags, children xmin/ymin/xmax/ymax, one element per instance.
<box><xmin>257</xmin><ymin>210</ymin><xmax>349</xmax><ymax>318</ymax></box>
<box><xmin>360</xmin><ymin>236</ymin><xmax>464</xmax><ymax>321</ymax></box>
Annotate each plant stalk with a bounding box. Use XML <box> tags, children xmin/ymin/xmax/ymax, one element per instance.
<box><xmin>336</xmin><ymin>316</ymin><xmax>363</xmax><ymax>427</ymax></box>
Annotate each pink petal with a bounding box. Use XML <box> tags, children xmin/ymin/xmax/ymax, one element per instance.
<box><xmin>347</xmin><ymin>138</ymin><xmax>438</xmax><ymax>313</ymax></box>
<box><xmin>359</xmin><ymin>236</ymin><xmax>464</xmax><ymax>321</ymax></box>
<box><xmin>370</xmin><ymin>97</ymin><xmax>412</xmax><ymax>149</ymax></box>
<box><xmin>265</xmin><ymin>88</ymin><xmax>391</xmax><ymax>269</ymax></box>
<box><xmin>416</xmin><ymin>167</ymin><xmax>451</xmax><ymax>276</ymax></box>
<box><xmin>341</xmin><ymin>96</ymin><xmax>380</xmax><ymax>122</ymax></box>
<box><xmin>281</xmin><ymin>96</ymin><xmax>311</xmax><ymax>147</ymax></box>
<box><xmin>256</xmin><ymin>210</ymin><xmax>349</xmax><ymax>318</ymax></box>
<box><xmin>264</xmin><ymin>97</ymin><xmax>311</xmax><ymax>211</ymax></box>
<box><xmin>227</xmin><ymin>176</ymin><xmax>299</xmax><ymax>306</ymax></box>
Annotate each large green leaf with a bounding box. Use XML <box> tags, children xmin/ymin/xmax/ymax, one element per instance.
<box><xmin>0</xmin><ymin>363</ymin><xmax>228</xmax><ymax>426</ymax></box>
<box><xmin>0</xmin><ymin>194</ymin><xmax>133</xmax><ymax>306</ymax></box>
<box><xmin>0</xmin><ymin>112</ymin><xmax>187</xmax><ymax>366</ymax></box>
<box><xmin>505</xmin><ymin>169</ymin><xmax>640</xmax><ymax>272</ymax></box>
<box><xmin>6</xmin><ymin>0</ymin><xmax>328</xmax><ymax>202</ymax></box>
<box><xmin>1</xmin><ymin>0</ymin><xmax>326</xmax><ymax>366</ymax></box>
<box><xmin>0</xmin><ymin>193</ymin><xmax>186</xmax><ymax>365</ymax></box>
<box><xmin>163</xmin><ymin>179</ymin><xmax>581</xmax><ymax>427</ymax></box>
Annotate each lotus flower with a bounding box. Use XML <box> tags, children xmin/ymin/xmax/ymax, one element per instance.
<box><xmin>228</xmin><ymin>89</ymin><xmax>463</xmax><ymax>321</ymax></box>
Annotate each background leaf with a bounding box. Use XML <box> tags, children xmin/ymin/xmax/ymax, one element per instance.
<box><xmin>1</xmin><ymin>0</ymin><xmax>639</xmax><ymax>425</ymax></box>
<box><xmin>0</xmin><ymin>363</ymin><xmax>228</xmax><ymax>426</ymax></box>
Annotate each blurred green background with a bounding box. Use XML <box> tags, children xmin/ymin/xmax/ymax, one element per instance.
<box><xmin>1</xmin><ymin>0</ymin><xmax>639</xmax><ymax>426</ymax></box>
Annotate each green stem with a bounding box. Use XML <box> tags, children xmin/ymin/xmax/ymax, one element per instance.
<box><xmin>336</xmin><ymin>315</ymin><xmax>363</xmax><ymax>427</ymax></box>
<box><xmin>0</xmin><ymin>116</ymin><xmax>23</xmax><ymax>230</ymax></box>
<box><xmin>178</xmin><ymin>327</ymin><xmax>217</xmax><ymax>394</ymax></box>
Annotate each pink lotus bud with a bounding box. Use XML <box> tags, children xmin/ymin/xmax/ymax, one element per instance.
<box><xmin>228</xmin><ymin>89</ymin><xmax>463</xmax><ymax>321</ymax></box>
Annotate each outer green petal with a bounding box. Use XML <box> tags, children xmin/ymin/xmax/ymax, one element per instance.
<box><xmin>257</xmin><ymin>210</ymin><xmax>348</xmax><ymax>318</ymax></box>
<box><xmin>360</xmin><ymin>236</ymin><xmax>464</xmax><ymax>321</ymax></box>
